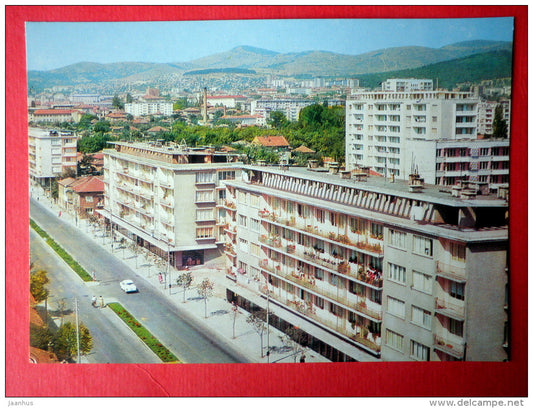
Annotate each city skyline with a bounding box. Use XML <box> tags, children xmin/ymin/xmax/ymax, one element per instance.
<box><xmin>26</xmin><ymin>17</ymin><xmax>514</xmax><ymax>71</ymax></box>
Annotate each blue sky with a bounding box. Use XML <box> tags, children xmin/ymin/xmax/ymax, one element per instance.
<box><xmin>26</xmin><ymin>17</ymin><xmax>514</xmax><ymax>71</ymax></box>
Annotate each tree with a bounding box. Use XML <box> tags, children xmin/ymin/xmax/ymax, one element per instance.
<box><xmin>78</xmin><ymin>153</ymin><xmax>96</xmax><ymax>176</ymax></box>
<box><xmin>52</xmin><ymin>321</ymin><xmax>93</xmax><ymax>361</ymax></box>
<box><xmin>176</xmin><ymin>272</ymin><xmax>194</xmax><ymax>303</ymax></box>
<box><xmin>246</xmin><ymin>309</ymin><xmax>269</xmax><ymax>358</ymax></box>
<box><xmin>279</xmin><ymin>326</ymin><xmax>307</xmax><ymax>362</ymax></box>
<box><xmin>112</xmin><ymin>94</ymin><xmax>124</xmax><ymax>110</ymax></box>
<box><xmin>93</xmin><ymin>120</ymin><xmax>111</xmax><ymax>134</ymax></box>
<box><xmin>267</xmin><ymin>111</ymin><xmax>288</xmax><ymax>129</ymax></box>
<box><xmin>197</xmin><ymin>278</ymin><xmax>215</xmax><ymax>318</ymax></box>
<box><xmin>30</xmin><ymin>269</ymin><xmax>49</xmax><ymax>303</ymax></box>
<box><xmin>61</xmin><ymin>167</ymin><xmax>77</xmax><ymax>179</ymax></box>
<box><xmin>492</xmin><ymin>104</ymin><xmax>508</xmax><ymax>138</ymax></box>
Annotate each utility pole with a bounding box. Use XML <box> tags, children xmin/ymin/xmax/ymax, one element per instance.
<box><xmin>75</xmin><ymin>298</ymin><xmax>81</xmax><ymax>363</ymax></box>
<box><xmin>265</xmin><ymin>275</ymin><xmax>270</xmax><ymax>363</ymax></box>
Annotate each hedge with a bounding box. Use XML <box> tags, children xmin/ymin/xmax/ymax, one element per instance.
<box><xmin>108</xmin><ymin>302</ymin><xmax>180</xmax><ymax>363</ymax></box>
<box><xmin>30</xmin><ymin>218</ymin><xmax>93</xmax><ymax>282</ymax></box>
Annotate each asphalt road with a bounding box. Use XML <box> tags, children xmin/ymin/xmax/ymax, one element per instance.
<box><xmin>30</xmin><ymin>197</ymin><xmax>249</xmax><ymax>364</ymax></box>
<box><xmin>31</xmin><ymin>228</ymin><xmax>161</xmax><ymax>363</ymax></box>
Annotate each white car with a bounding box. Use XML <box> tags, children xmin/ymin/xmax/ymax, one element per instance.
<box><xmin>120</xmin><ymin>279</ymin><xmax>138</xmax><ymax>293</ymax></box>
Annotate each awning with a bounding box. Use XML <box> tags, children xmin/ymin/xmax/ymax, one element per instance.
<box><xmin>97</xmin><ymin>209</ymin><xmax>218</xmax><ymax>251</ymax></box>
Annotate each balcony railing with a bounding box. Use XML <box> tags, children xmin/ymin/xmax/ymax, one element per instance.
<box><xmin>435</xmin><ymin>298</ymin><xmax>465</xmax><ymax>320</ymax></box>
<box><xmin>433</xmin><ymin>334</ymin><xmax>465</xmax><ymax>359</ymax></box>
<box><xmin>259</xmin><ymin>260</ymin><xmax>382</xmax><ymax>321</ymax></box>
<box><xmin>436</xmin><ymin>261</ymin><xmax>467</xmax><ymax>282</ymax></box>
<box><xmin>258</xmin><ymin>285</ymin><xmax>381</xmax><ymax>354</ymax></box>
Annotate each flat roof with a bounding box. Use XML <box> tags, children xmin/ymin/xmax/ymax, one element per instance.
<box><xmin>242</xmin><ymin>165</ymin><xmax>508</xmax><ymax>208</ymax></box>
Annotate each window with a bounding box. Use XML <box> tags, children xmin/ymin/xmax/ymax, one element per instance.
<box><xmin>85</xmin><ymin>196</ymin><xmax>94</xmax><ymax>203</ymax></box>
<box><xmin>195</xmin><ymin>190</ymin><xmax>213</xmax><ymax>203</ymax></box>
<box><xmin>238</xmin><ymin>261</ymin><xmax>248</xmax><ymax>274</ymax></box>
<box><xmin>388</xmin><ymin>263</ymin><xmax>406</xmax><ymax>284</ymax></box>
<box><xmin>250</xmin><ymin>243</ymin><xmax>261</xmax><ymax>257</ymax></box>
<box><xmin>238</xmin><ymin>238</ymin><xmax>249</xmax><ymax>252</ymax></box>
<box><xmin>450</xmin><ymin>282</ymin><xmax>465</xmax><ymax>301</ymax></box>
<box><xmin>386</xmin><ymin>329</ymin><xmax>404</xmax><ymax>351</ymax></box>
<box><xmin>195</xmin><ymin>172</ymin><xmax>213</xmax><ymax>183</ymax></box>
<box><xmin>250</xmin><ymin>194</ymin><xmax>260</xmax><ymax>208</ymax></box>
<box><xmin>412</xmin><ymin>270</ymin><xmax>432</xmax><ymax>294</ymax></box>
<box><xmin>413</xmin><ymin>235</ymin><xmax>433</xmax><ymax>256</ymax></box>
<box><xmin>349</xmin><ymin>281</ymin><xmax>365</xmax><ymax>296</ymax></box>
<box><xmin>314</xmin><ymin>268</ymin><xmax>324</xmax><ymax>281</ymax></box>
<box><xmin>411</xmin><ymin>341</ymin><xmax>430</xmax><ymax>361</ymax></box>
<box><xmin>315</xmin><ymin>296</ymin><xmax>324</xmax><ymax>309</ymax></box>
<box><xmin>196</xmin><ymin>208</ymin><xmax>214</xmax><ymax>221</ymax></box>
<box><xmin>451</xmin><ymin>242</ymin><xmax>466</xmax><ymax>262</ymax></box>
<box><xmin>238</xmin><ymin>191</ymin><xmax>247</xmax><ymax>204</ymax></box>
<box><xmin>250</xmin><ymin>218</ymin><xmax>261</xmax><ymax>232</ymax></box>
<box><xmin>238</xmin><ymin>215</ymin><xmax>247</xmax><ymax>227</ymax></box>
<box><xmin>370</xmin><ymin>289</ymin><xmax>382</xmax><ymax>305</ymax></box>
<box><xmin>196</xmin><ymin>227</ymin><xmax>213</xmax><ymax>239</ymax></box>
<box><xmin>218</xmin><ymin>171</ymin><xmax>235</xmax><ymax>180</ymax></box>
<box><xmin>315</xmin><ymin>209</ymin><xmax>325</xmax><ymax>223</ymax></box>
<box><xmin>389</xmin><ymin>229</ymin><xmax>406</xmax><ymax>249</ymax></box>
<box><xmin>448</xmin><ymin>318</ymin><xmax>464</xmax><ymax>337</ymax></box>
<box><xmin>371</xmin><ymin>223</ymin><xmax>383</xmax><ymax>239</ymax></box>
<box><xmin>329</xmin><ymin>303</ymin><xmax>344</xmax><ymax>317</ymax></box>
<box><xmin>412</xmin><ymin>306</ymin><xmax>432</xmax><ymax>329</ymax></box>
<box><xmin>387</xmin><ymin>296</ymin><xmax>405</xmax><ymax>318</ymax></box>
<box><xmin>329</xmin><ymin>212</ymin><xmax>338</xmax><ymax>227</ymax></box>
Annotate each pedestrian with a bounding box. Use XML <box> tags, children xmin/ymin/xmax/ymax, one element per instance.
<box><xmin>91</xmin><ymin>295</ymin><xmax>97</xmax><ymax>307</ymax></box>
<box><xmin>99</xmin><ymin>296</ymin><xmax>104</xmax><ymax>308</ymax></box>
<box><xmin>58</xmin><ymin>211</ymin><xmax>61</xmax><ymax>217</ymax></box>
<box><xmin>300</xmin><ymin>354</ymin><xmax>306</xmax><ymax>363</ymax></box>
<box><xmin>92</xmin><ymin>271</ymin><xmax>96</xmax><ymax>281</ymax></box>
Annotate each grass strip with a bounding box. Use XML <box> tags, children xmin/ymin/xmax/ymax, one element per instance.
<box><xmin>30</xmin><ymin>218</ymin><xmax>93</xmax><ymax>282</ymax></box>
<box><xmin>107</xmin><ymin>302</ymin><xmax>181</xmax><ymax>363</ymax></box>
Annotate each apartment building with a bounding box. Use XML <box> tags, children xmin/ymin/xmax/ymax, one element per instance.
<box><xmin>251</xmin><ymin>97</ymin><xmax>315</xmax><ymax>122</ymax></box>
<box><xmin>124</xmin><ymin>101</ymin><xmax>173</xmax><ymax>117</ymax></box>
<box><xmin>29</xmin><ymin>109</ymin><xmax>82</xmax><ymax>123</ymax></box>
<box><xmin>477</xmin><ymin>99</ymin><xmax>511</xmax><ymax>136</ymax></box>
<box><xmin>28</xmin><ymin>127</ymin><xmax>78</xmax><ymax>186</ymax></box>
<box><xmin>403</xmin><ymin>138</ymin><xmax>510</xmax><ymax>191</ymax></box>
<box><xmin>101</xmin><ymin>141</ymin><xmax>242</xmax><ymax>269</ymax></box>
<box><xmin>345</xmin><ymin>87</ymin><xmax>480</xmax><ymax>181</ymax></box>
<box><xmin>222</xmin><ymin>165</ymin><xmax>508</xmax><ymax>362</ymax></box>
<box><xmin>382</xmin><ymin>78</ymin><xmax>434</xmax><ymax>92</ymax></box>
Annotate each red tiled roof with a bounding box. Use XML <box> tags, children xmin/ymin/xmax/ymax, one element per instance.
<box><xmin>30</xmin><ymin>347</ymin><xmax>59</xmax><ymax>364</ymax></box>
<box><xmin>70</xmin><ymin>176</ymin><xmax>104</xmax><ymax>193</ymax></box>
<box><xmin>147</xmin><ymin>126</ymin><xmax>168</xmax><ymax>132</ymax></box>
<box><xmin>253</xmin><ymin>136</ymin><xmax>290</xmax><ymax>147</ymax></box>
<box><xmin>293</xmin><ymin>145</ymin><xmax>315</xmax><ymax>153</ymax></box>
<box><xmin>57</xmin><ymin>177</ymin><xmax>76</xmax><ymax>187</ymax></box>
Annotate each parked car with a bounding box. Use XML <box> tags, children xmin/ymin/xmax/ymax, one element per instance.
<box><xmin>120</xmin><ymin>279</ymin><xmax>138</xmax><ymax>293</ymax></box>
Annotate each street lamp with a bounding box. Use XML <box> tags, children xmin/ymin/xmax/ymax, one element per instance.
<box><xmin>264</xmin><ymin>274</ymin><xmax>271</xmax><ymax>363</ymax></box>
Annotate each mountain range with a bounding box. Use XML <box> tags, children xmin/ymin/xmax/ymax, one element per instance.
<box><xmin>28</xmin><ymin>40</ymin><xmax>512</xmax><ymax>90</ymax></box>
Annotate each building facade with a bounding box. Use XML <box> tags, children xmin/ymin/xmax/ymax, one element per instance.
<box><xmin>223</xmin><ymin>165</ymin><xmax>509</xmax><ymax>362</ymax></box>
<box><xmin>124</xmin><ymin>101</ymin><xmax>173</xmax><ymax>117</ymax></box>
<box><xmin>29</xmin><ymin>127</ymin><xmax>78</xmax><ymax>186</ymax></box>
<box><xmin>101</xmin><ymin>141</ymin><xmax>242</xmax><ymax>270</ymax></box>
<box><xmin>345</xmin><ymin>89</ymin><xmax>481</xmax><ymax>180</ymax></box>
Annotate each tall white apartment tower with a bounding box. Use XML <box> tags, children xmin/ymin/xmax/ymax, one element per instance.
<box><xmin>345</xmin><ymin>84</ymin><xmax>480</xmax><ymax>181</ymax></box>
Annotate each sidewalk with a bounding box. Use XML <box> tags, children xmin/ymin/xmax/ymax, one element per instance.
<box><xmin>30</xmin><ymin>184</ymin><xmax>329</xmax><ymax>364</ymax></box>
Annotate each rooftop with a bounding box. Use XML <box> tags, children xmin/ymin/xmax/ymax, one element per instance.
<box><xmin>242</xmin><ymin>164</ymin><xmax>508</xmax><ymax>209</ymax></box>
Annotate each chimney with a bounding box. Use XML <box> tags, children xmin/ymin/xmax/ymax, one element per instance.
<box><xmin>203</xmin><ymin>87</ymin><xmax>208</xmax><ymax>124</ymax></box>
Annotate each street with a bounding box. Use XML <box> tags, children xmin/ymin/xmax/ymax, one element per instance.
<box><xmin>30</xmin><ymin>197</ymin><xmax>249</xmax><ymax>364</ymax></box>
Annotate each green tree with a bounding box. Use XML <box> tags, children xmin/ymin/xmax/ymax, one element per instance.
<box><xmin>492</xmin><ymin>104</ymin><xmax>508</xmax><ymax>138</ymax></box>
<box><xmin>30</xmin><ymin>325</ymin><xmax>53</xmax><ymax>350</ymax></box>
<box><xmin>78</xmin><ymin>114</ymin><xmax>98</xmax><ymax>130</ymax></box>
<box><xmin>267</xmin><ymin>111</ymin><xmax>288</xmax><ymax>129</ymax></box>
<box><xmin>93</xmin><ymin>120</ymin><xmax>111</xmax><ymax>134</ymax></box>
<box><xmin>197</xmin><ymin>278</ymin><xmax>215</xmax><ymax>318</ymax></box>
<box><xmin>112</xmin><ymin>94</ymin><xmax>124</xmax><ymax>110</ymax></box>
<box><xmin>52</xmin><ymin>321</ymin><xmax>93</xmax><ymax>361</ymax></box>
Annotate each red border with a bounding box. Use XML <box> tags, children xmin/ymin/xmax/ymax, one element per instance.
<box><xmin>7</xmin><ymin>5</ymin><xmax>527</xmax><ymax>397</ymax></box>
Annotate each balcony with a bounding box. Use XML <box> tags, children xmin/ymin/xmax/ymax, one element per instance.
<box><xmin>435</xmin><ymin>298</ymin><xmax>465</xmax><ymax>320</ymax></box>
<box><xmin>258</xmin><ymin>285</ymin><xmax>381</xmax><ymax>354</ymax></box>
<box><xmin>433</xmin><ymin>334</ymin><xmax>465</xmax><ymax>359</ymax></box>
<box><xmin>259</xmin><ymin>259</ymin><xmax>382</xmax><ymax>321</ymax></box>
<box><xmin>436</xmin><ymin>261</ymin><xmax>466</xmax><ymax>283</ymax></box>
